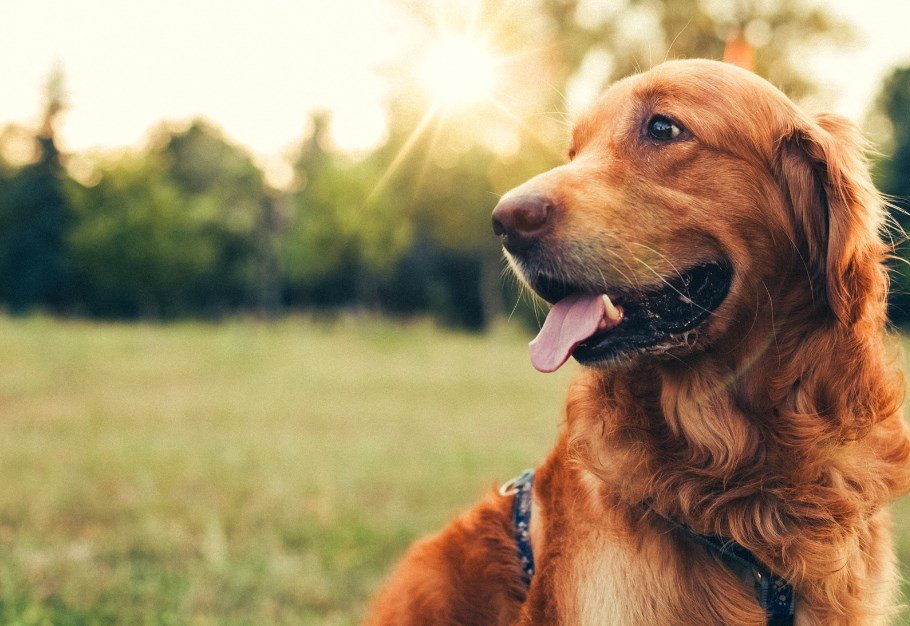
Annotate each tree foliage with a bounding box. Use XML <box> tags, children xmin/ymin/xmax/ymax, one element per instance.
<box><xmin>537</xmin><ymin>0</ymin><xmax>853</xmax><ymax>104</ymax></box>
<box><xmin>0</xmin><ymin>1</ymin><xmax>889</xmax><ymax>328</ymax></box>
<box><xmin>0</xmin><ymin>69</ymin><xmax>73</xmax><ymax>313</ymax></box>
<box><xmin>66</xmin><ymin>121</ymin><xmax>275</xmax><ymax>318</ymax></box>
<box><xmin>872</xmin><ymin>65</ymin><xmax>910</xmax><ymax>323</ymax></box>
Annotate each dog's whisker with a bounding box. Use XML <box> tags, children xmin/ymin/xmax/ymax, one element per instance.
<box><xmin>664</xmin><ymin>17</ymin><xmax>693</xmax><ymax>64</ymax></box>
<box><xmin>599</xmin><ymin>244</ymin><xmax>645</xmax><ymax>294</ymax></box>
<box><xmin>595</xmin><ymin>247</ymin><xmax>639</xmax><ymax>292</ymax></box>
<box><xmin>629</xmin><ymin>254</ymin><xmax>731</xmax><ymax>321</ymax></box>
<box><xmin>508</xmin><ymin>283</ymin><xmax>525</xmax><ymax>322</ymax></box>
<box><xmin>759</xmin><ymin>278</ymin><xmax>781</xmax><ymax>368</ymax></box>
<box><xmin>625</xmin><ymin>241</ymin><xmax>687</xmax><ymax>285</ymax></box>
<box><xmin>777</xmin><ymin>222</ymin><xmax>818</xmax><ymax>310</ymax></box>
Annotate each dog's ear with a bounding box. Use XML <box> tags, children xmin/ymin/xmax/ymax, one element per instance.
<box><xmin>775</xmin><ymin>113</ymin><xmax>884</xmax><ymax>324</ymax></box>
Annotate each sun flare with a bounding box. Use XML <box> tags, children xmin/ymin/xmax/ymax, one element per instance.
<box><xmin>419</xmin><ymin>35</ymin><xmax>498</xmax><ymax>108</ymax></box>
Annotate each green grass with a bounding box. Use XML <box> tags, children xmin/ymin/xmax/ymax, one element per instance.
<box><xmin>0</xmin><ymin>315</ymin><xmax>908</xmax><ymax>624</ymax></box>
<box><xmin>0</xmin><ymin>316</ymin><xmax>572</xmax><ymax>624</ymax></box>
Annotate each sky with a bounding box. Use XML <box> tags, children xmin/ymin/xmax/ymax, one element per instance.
<box><xmin>0</xmin><ymin>0</ymin><xmax>408</xmax><ymax>159</ymax></box>
<box><xmin>1</xmin><ymin>0</ymin><xmax>909</xmax><ymax>168</ymax></box>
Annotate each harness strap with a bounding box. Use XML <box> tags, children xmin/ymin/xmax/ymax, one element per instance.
<box><xmin>499</xmin><ymin>468</ymin><xmax>535</xmax><ymax>582</ymax></box>
<box><xmin>645</xmin><ymin>502</ymin><xmax>795</xmax><ymax>626</ymax></box>
<box><xmin>500</xmin><ymin>471</ymin><xmax>795</xmax><ymax>625</ymax></box>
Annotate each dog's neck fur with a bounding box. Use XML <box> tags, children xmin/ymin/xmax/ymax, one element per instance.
<box><xmin>565</xmin><ymin>297</ymin><xmax>910</xmax><ymax>620</ymax></box>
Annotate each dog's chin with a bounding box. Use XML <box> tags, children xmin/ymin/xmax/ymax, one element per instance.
<box><xmin>526</xmin><ymin>262</ymin><xmax>733</xmax><ymax>367</ymax></box>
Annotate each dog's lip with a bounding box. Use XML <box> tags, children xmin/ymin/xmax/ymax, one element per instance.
<box><xmin>577</xmin><ymin>263</ymin><xmax>732</xmax><ymax>363</ymax></box>
<box><xmin>531</xmin><ymin>273</ymin><xmax>628</xmax><ymax>307</ymax></box>
<box><xmin>528</xmin><ymin>262</ymin><xmax>733</xmax><ymax>367</ymax></box>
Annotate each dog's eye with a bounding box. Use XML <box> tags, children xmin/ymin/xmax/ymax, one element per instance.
<box><xmin>568</xmin><ymin>148</ymin><xmax>576</xmax><ymax>160</ymax></box>
<box><xmin>647</xmin><ymin>115</ymin><xmax>682</xmax><ymax>141</ymax></box>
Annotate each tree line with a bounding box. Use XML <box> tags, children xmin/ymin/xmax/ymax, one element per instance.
<box><xmin>1</xmin><ymin>0</ymin><xmax>908</xmax><ymax>328</ymax></box>
<box><xmin>0</xmin><ymin>99</ymin><xmax>518</xmax><ymax>328</ymax></box>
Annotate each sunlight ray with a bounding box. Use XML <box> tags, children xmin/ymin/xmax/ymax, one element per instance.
<box><xmin>410</xmin><ymin>108</ymin><xmax>449</xmax><ymax>197</ymax></box>
<box><xmin>368</xmin><ymin>103</ymin><xmax>440</xmax><ymax>203</ymax></box>
<box><xmin>487</xmin><ymin>96</ymin><xmax>566</xmax><ymax>161</ymax></box>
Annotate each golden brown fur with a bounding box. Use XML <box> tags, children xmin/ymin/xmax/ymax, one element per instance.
<box><xmin>366</xmin><ymin>60</ymin><xmax>910</xmax><ymax>624</ymax></box>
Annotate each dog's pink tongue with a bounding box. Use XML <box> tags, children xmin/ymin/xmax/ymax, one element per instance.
<box><xmin>529</xmin><ymin>294</ymin><xmax>606</xmax><ymax>373</ymax></box>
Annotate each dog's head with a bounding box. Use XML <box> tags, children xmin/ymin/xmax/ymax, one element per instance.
<box><xmin>493</xmin><ymin>59</ymin><xmax>886</xmax><ymax>372</ymax></box>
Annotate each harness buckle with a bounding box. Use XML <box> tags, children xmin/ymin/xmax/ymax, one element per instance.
<box><xmin>499</xmin><ymin>468</ymin><xmax>534</xmax><ymax>496</ymax></box>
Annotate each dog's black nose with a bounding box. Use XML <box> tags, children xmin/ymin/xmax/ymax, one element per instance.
<box><xmin>491</xmin><ymin>194</ymin><xmax>552</xmax><ymax>253</ymax></box>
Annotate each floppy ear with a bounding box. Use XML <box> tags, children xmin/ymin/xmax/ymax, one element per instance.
<box><xmin>775</xmin><ymin>113</ymin><xmax>884</xmax><ymax>324</ymax></box>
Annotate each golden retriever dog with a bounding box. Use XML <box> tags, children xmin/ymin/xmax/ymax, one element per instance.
<box><xmin>366</xmin><ymin>59</ymin><xmax>910</xmax><ymax>624</ymax></box>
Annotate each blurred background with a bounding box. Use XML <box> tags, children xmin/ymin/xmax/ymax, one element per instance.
<box><xmin>2</xmin><ymin>0</ymin><xmax>910</xmax><ymax>624</ymax></box>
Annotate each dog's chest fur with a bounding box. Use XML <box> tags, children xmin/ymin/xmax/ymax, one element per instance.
<box><xmin>564</xmin><ymin>523</ymin><xmax>654</xmax><ymax>624</ymax></box>
<box><xmin>536</xmin><ymin>471</ymin><xmax>684</xmax><ymax>624</ymax></box>
<box><xmin>531</xmin><ymin>467</ymin><xmax>766</xmax><ymax>626</ymax></box>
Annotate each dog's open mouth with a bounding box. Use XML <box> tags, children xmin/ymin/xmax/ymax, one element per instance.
<box><xmin>527</xmin><ymin>263</ymin><xmax>732</xmax><ymax>372</ymax></box>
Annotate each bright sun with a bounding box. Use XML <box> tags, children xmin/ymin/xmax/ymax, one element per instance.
<box><xmin>419</xmin><ymin>35</ymin><xmax>498</xmax><ymax>108</ymax></box>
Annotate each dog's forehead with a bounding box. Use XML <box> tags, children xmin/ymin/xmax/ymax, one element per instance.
<box><xmin>571</xmin><ymin>77</ymin><xmax>637</xmax><ymax>147</ymax></box>
<box><xmin>636</xmin><ymin>60</ymin><xmax>786</xmax><ymax>114</ymax></box>
<box><xmin>572</xmin><ymin>60</ymin><xmax>797</xmax><ymax>155</ymax></box>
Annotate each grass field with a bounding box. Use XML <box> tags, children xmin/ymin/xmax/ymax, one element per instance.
<box><xmin>1</xmin><ymin>315</ymin><xmax>909</xmax><ymax>624</ymax></box>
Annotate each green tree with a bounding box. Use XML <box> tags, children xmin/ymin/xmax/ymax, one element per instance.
<box><xmin>282</xmin><ymin>113</ymin><xmax>410</xmax><ymax>309</ymax></box>
<box><xmin>535</xmin><ymin>0</ymin><xmax>853</xmax><ymax>107</ymax></box>
<box><xmin>0</xmin><ymin>68</ymin><xmax>74</xmax><ymax>313</ymax></box>
<box><xmin>155</xmin><ymin>120</ymin><xmax>277</xmax><ymax>313</ymax></box>
<box><xmin>68</xmin><ymin>156</ymin><xmax>220</xmax><ymax>317</ymax></box>
<box><xmin>68</xmin><ymin>120</ymin><xmax>275</xmax><ymax>317</ymax></box>
<box><xmin>871</xmin><ymin>65</ymin><xmax>910</xmax><ymax>323</ymax></box>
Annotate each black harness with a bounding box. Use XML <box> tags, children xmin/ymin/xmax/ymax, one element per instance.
<box><xmin>499</xmin><ymin>469</ymin><xmax>536</xmax><ymax>582</ymax></box>
<box><xmin>500</xmin><ymin>470</ymin><xmax>795</xmax><ymax>625</ymax></box>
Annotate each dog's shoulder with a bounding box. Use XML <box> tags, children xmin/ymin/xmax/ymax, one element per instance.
<box><xmin>364</xmin><ymin>487</ymin><xmax>527</xmax><ymax>625</ymax></box>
